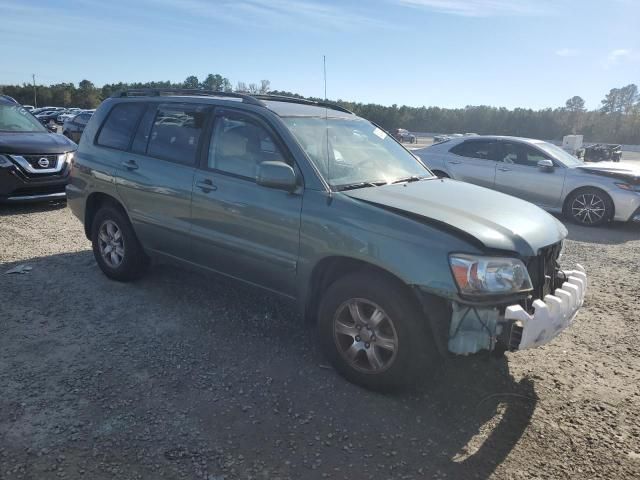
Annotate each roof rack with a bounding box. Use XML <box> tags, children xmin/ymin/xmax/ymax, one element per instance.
<box><xmin>112</xmin><ymin>88</ymin><xmax>265</xmax><ymax>107</ymax></box>
<box><xmin>111</xmin><ymin>89</ymin><xmax>353</xmax><ymax>115</ymax></box>
<box><xmin>253</xmin><ymin>94</ymin><xmax>353</xmax><ymax>114</ymax></box>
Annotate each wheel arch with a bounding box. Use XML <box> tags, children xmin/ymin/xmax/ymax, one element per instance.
<box><xmin>84</xmin><ymin>192</ymin><xmax>129</xmax><ymax>240</ymax></box>
<box><xmin>304</xmin><ymin>256</ymin><xmax>431</xmax><ymax>323</ymax></box>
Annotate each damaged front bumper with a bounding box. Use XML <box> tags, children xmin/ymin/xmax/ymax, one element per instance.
<box><xmin>446</xmin><ymin>264</ymin><xmax>587</xmax><ymax>355</ymax></box>
<box><xmin>504</xmin><ymin>264</ymin><xmax>587</xmax><ymax>350</ymax></box>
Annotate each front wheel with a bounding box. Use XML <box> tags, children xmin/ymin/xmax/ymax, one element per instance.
<box><xmin>564</xmin><ymin>188</ymin><xmax>613</xmax><ymax>227</ymax></box>
<box><xmin>318</xmin><ymin>272</ymin><xmax>436</xmax><ymax>391</ymax></box>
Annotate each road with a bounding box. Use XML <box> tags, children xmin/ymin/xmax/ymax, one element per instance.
<box><xmin>1</xmin><ymin>201</ymin><xmax>639</xmax><ymax>479</ymax></box>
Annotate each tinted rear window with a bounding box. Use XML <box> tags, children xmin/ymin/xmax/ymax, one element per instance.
<box><xmin>146</xmin><ymin>105</ymin><xmax>206</xmax><ymax>165</ymax></box>
<box><xmin>449</xmin><ymin>140</ymin><xmax>497</xmax><ymax>160</ymax></box>
<box><xmin>96</xmin><ymin>103</ymin><xmax>146</xmax><ymax>150</ymax></box>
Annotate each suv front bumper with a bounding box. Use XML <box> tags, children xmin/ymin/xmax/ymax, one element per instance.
<box><xmin>505</xmin><ymin>264</ymin><xmax>587</xmax><ymax>350</ymax></box>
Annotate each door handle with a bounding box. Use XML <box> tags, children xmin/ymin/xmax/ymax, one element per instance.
<box><xmin>447</xmin><ymin>160</ymin><xmax>462</xmax><ymax>165</ymax></box>
<box><xmin>195</xmin><ymin>178</ymin><xmax>217</xmax><ymax>193</ymax></box>
<box><xmin>121</xmin><ymin>159</ymin><xmax>139</xmax><ymax>170</ymax></box>
<box><xmin>497</xmin><ymin>167</ymin><xmax>511</xmax><ymax>172</ymax></box>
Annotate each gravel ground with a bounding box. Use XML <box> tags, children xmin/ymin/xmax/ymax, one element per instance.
<box><xmin>1</xmin><ymin>202</ymin><xmax>639</xmax><ymax>479</ymax></box>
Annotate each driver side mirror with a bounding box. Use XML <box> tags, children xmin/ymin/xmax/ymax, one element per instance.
<box><xmin>256</xmin><ymin>161</ymin><xmax>297</xmax><ymax>192</ymax></box>
<box><xmin>537</xmin><ymin>159</ymin><xmax>554</xmax><ymax>172</ymax></box>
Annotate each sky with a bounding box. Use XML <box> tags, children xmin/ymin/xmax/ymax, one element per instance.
<box><xmin>1</xmin><ymin>0</ymin><xmax>639</xmax><ymax>110</ymax></box>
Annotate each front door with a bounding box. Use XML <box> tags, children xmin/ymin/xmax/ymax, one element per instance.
<box><xmin>493</xmin><ymin>141</ymin><xmax>566</xmax><ymax>209</ymax></box>
<box><xmin>190</xmin><ymin>108</ymin><xmax>303</xmax><ymax>297</ymax></box>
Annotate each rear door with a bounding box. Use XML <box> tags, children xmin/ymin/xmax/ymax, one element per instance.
<box><xmin>190</xmin><ymin>108</ymin><xmax>303</xmax><ymax>297</ymax></box>
<box><xmin>102</xmin><ymin>101</ymin><xmax>207</xmax><ymax>259</ymax></box>
<box><xmin>493</xmin><ymin>141</ymin><xmax>566</xmax><ymax>208</ymax></box>
<box><xmin>444</xmin><ymin>139</ymin><xmax>499</xmax><ymax>188</ymax></box>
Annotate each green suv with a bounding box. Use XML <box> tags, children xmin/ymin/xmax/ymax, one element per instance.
<box><xmin>67</xmin><ymin>89</ymin><xmax>587</xmax><ymax>391</ymax></box>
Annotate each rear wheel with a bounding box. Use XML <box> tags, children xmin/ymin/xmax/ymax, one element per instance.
<box><xmin>564</xmin><ymin>188</ymin><xmax>613</xmax><ymax>227</ymax></box>
<box><xmin>318</xmin><ymin>272</ymin><xmax>436</xmax><ymax>391</ymax></box>
<box><xmin>91</xmin><ymin>205</ymin><xmax>148</xmax><ymax>281</ymax></box>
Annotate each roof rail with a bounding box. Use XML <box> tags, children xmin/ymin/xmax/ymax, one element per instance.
<box><xmin>112</xmin><ymin>88</ymin><xmax>265</xmax><ymax>107</ymax></box>
<box><xmin>253</xmin><ymin>94</ymin><xmax>353</xmax><ymax>114</ymax></box>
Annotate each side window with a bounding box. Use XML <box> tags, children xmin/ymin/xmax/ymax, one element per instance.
<box><xmin>131</xmin><ymin>106</ymin><xmax>156</xmax><ymax>154</ymax></box>
<box><xmin>449</xmin><ymin>140</ymin><xmax>496</xmax><ymax>160</ymax></box>
<box><xmin>146</xmin><ymin>104</ymin><xmax>206</xmax><ymax>165</ymax></box>
<box><xmin>96</xmin><ymin>103</ymin><xmax>146</xmax><ymax>150</ymax></box>
<box><xmin>207</xmin><ymin>115</ymin><xmax>286</xmax><ymax>180</ymax></box>
<box><xmin>501</xmin><ymin>143</ymin><xmax>550</xmax><ymax>167</ymax></box>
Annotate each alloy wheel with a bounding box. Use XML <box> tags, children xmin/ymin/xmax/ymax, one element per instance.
<box><xmin>98</xmin><ymin>219</ymin><xmax>125</xmax><ymax>268</ymax></box>
<box><xmin>333</xmin><ymin>298</ymin><xmax>398</xmax><ymax>373</ymax></box>
<box><xmin>571</xmin><ymin>193</ymin><xmax>606</xmax><ymax>225</ymax></box>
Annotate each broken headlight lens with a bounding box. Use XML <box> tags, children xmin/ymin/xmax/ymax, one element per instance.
<box><xmin>449</xmin><ymin>254</ymin><xmax>533</xmax><ymax>296</ymax></box>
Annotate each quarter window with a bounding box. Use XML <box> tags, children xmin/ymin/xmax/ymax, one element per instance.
<box><xmin>146</xmin><ymin>105</ymin><xmax>206</xmax><ymax>165</ymax></box>
<box><xmin>449</xmin><ymin>140</ymin><xmax>497</xmax><ymax>160</ymax></box>
<box><xmin>208</xmin><ymin>115</ymin><xmax>286</xmax><ymax>179</ymax></box>
<box><xmin>96</xmin><ymin>103</ymin><xmax>146</xmax><ymax>150</ymax></box>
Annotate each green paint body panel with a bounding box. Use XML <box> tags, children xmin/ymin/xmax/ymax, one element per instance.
<box><xmin>67</xmin><ymin>96</ymin><xmax>567</xmax><ymax>316</ymax></box>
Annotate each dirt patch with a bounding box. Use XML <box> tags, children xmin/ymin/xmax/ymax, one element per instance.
<box><xmin>1</xmin><ymin>202</ymin><xmax>639</xmax><ymax>479</ymax></box>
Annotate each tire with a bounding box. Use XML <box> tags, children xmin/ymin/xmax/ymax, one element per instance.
<box><xmin>564</xmin><ymin>187</ymin><xmax>613</xmax><ymax>227</ymax></box>
<box><xmin>317</xmin><ymin>271</ymin><xmax>436</xmax><ymax>392</ymax></box>
<box><xmin>432</xmin><ymin>170</ymin><xmax>450</xmax><ymax>178</ymax></box>
<box><xmin>91</xmin><ymin>204</ymin><xmax>149</xmax><ymax>281</ymax></box>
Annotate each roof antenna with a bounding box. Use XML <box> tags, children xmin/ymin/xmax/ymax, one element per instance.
<box><xmin>324</xmin><ymin>55</ymin><xmax>332</xmax><ymax>199</ymax></box>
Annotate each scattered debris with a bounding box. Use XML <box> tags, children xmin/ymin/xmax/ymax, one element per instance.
<box><xmin>5</xmin><ymin>265</ymin><xmax>32</xmax><ymax>275</ymax></box>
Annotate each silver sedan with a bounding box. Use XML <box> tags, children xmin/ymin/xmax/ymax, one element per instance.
<box><xmin>416</xmin><ymin>135</ymin><xmax>640</xmax><ymax>226</ymax></box>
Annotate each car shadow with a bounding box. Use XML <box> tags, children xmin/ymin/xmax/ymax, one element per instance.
<box><xmin>0</xmin><ymin>199</ymin><xmax>67</xmax><ymax>217</ymax></box>
<box><xmin>1</xmin><ymin>251</ymin><xmax>538</xmax><ymax>478</ymax></box>
<box><xmin>552</xmin><ymin>214</ymin><xmax>640</xmax><ymax>245</ymax></box>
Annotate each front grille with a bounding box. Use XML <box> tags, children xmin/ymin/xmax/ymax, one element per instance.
<box><xmin>526</xmin><ymin>242</ymin><xmax>563</xmax><ymax>301</ymax></box>
<box><xmin>22</xmin><ymin>154</ymin><xmax>59</xmax><ymax>170</ymax></box>
<box><xmin>12</xmin><ymin>184</ymin><xmax>66</xmax><ymax>196</ymax></box>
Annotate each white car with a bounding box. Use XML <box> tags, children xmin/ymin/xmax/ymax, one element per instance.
<box><xmin>416</xmin><ymin>135</ymin><xmax>640</xmax><ymax>226</ymax></box>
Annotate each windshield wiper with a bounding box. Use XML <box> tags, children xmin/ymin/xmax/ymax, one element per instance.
<box><xmin>391</xmin><ymin>175</ymin><xmax>428</xmax><ymax>184</ymax></box>
<box><xmin>335</xmin><ymin>180</ymin><xmax>387</xmax><ymax>191</ymax></box>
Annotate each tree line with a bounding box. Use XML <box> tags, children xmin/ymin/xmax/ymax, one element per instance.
<box><xmin>2</xmin><ymin>75</ymin><xmax>639</xmax><ymax>144</ymax></box>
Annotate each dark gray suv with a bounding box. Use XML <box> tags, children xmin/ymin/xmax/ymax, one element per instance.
<box><xmin>67</xmin><ymin>89</ymin><xmax>587</xmax><ymax>391</ymax></box>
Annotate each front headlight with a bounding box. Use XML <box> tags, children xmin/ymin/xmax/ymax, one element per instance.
<box><xmin>0</xmin><ymin>155</ymin><xmax>12</xmax><ymax>167</ymax></box>
<box><xmin>449</xmin><ymin>254</ymin><xmax>532</xmax><ymax>296</ymax></box>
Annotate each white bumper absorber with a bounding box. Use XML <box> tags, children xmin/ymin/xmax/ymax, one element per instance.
<box><xmin>504</xmin><ymin>264</ymin><xmax>587</xmax><ymax>350</ymax></box>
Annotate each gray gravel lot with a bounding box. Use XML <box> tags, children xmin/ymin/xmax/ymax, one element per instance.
<box><xmin>1</xmin><ymin>202</ymin><xmax>639</xmax><ymax>479</ymax></box>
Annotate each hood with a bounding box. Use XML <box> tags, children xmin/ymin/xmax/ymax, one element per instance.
<box><xmin>344</xmin><ymin>178</ymin><xmax>567</xmax><ymax>257</ymax></box>
<box><xmin>573</xmin><ymin>161</ymin><xmax>640</xmax><ymax>183</ymax></box>
<box><xmin>0</xmin><ymin>132</ymin><xmax>76</xmax><ymax>154</ymax></box>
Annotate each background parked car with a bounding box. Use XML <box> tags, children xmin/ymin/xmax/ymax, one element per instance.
<box><xmin>0</xmin><ymin>95</ymin><xmax>76</xmax><ymax>202</ymax></box>
<box><xmin>393</xmin><ymin>128</ymin><xmax>416</xmax><ymax>143</ymax></box>
<box><xmin>584</xmin><ymin>143</ymin><xmax>622</xmax><ymax>162</ymax></box>
<box><xmin>35</xmin><ymin>110</ymin><xmax>62</xmax><ymax>124</ymax></box>
<box><xmin>56</xmin><ymin>108</ymin><xmax>82</xmax><ymax>124</ymax></box>
<box><xmin>62</xmin><ymin>111</ymin><xmax>93</xmax><ymax>142</ymax></box>
<box><xmin>416</xmin><ymin>135</ymin><xmax>640</xmax><ymax>226</ymax></box>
